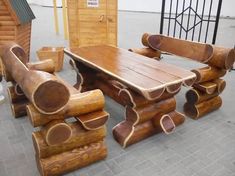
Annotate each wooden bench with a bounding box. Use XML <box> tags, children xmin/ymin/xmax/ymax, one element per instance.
<box><xmin>0</xmin><ymin>43</ymin><xmax>109</xmax><ymax>176</ymax></box>
<box><xmin>65</xmin><ymin>45</ymin><xmax>196</xmax><ymax>148</ymax></box>
<box><xmin>130</xmin><ymin>34</ymin><xmax>235</xmax><ymax>120</ymax></box>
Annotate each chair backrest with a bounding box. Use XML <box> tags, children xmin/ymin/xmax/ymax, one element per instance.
<box><xmin>159</xmin><ymin>0</ymin><xmax>223</xmax><ymax>44</ymax></box>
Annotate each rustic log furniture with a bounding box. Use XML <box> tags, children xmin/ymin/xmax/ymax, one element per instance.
<box><xmin>0</xmin><ymin>0</ymin><xmax>35</xmax><ymax>79</ymax></box>
<box><xmin>65</xmin><ymin>45</ymin><xmax>196</xmax><ymax>148</ymax></box>
<box><xmin>0</xmin><ymin>43</ymin><xmax>109</xmax><ymax>176</ymax></box>
<box><xmin>130</xmin><ymin>34</ymin><xmax>235</xmax><ymax>120</ymax></box>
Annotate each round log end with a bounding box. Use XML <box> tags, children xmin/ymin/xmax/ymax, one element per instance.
<box><xmin>185</xmin><ymin>89</ymin><xmax>199</xmax><ymax>104</ymax></box>
<box><xmin>191</xmin><ymin>69</ymin><xmax>201</xmax><ymax>83</ymax></box>
<box><xmin>225</xmin><ymin>49</ymin><xmax>235</xmax><ymax>70</ymax></box>
<box><xmin>160</xmin><ymin>114</ymin><xmax>176</xmax><ymax>134</ymax></box>
<box><xmin>33</xmin><ymin>80</ymin><xmax>70</xmax><ymax>114</ymax></box>
<box><xmin>217</xmin><ymin>80</ymin><xmax>226</xmax><ymax>93</ymax></box>
<box><xmin>142</xmin><ymin>33</ymin><xmax>151</xmax><ymax>47</ymax></box>
<box><xmin>45</xmin><ymin>122</ymin><xmax>72</xmax><ymax>146</ymax></box>
<box><xmin>183</xmin><ymin>103</ymin><xmax>198</xmax><ymax>119</ymax></box>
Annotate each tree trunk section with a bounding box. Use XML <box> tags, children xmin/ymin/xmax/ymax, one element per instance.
<box><xmin>33</xmin><ymin>123</ymin><xmax>106</xmax><ymax>158</ymax></box>
<box><xmin>36</xmin><ymin>140</ymin><xmax>107</xmax><ymax>176</ymax></box>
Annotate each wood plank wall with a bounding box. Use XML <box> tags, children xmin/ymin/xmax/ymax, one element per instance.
<box><xmin>67</xmin><ymin>0</ymin><xmax>117</xmax><ymax>48</ymax></box>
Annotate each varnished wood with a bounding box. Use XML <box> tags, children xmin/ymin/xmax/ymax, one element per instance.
<box><xmin>65</xmin><ymin>45</ymin><xmax>196</xmax><ymax>100</ymax></box>
<box><xmin>37</xmin><ymin>140</ymin><xmax>107</xmax><ymax>176</ymax></box>
<box><xmin>66</xmin><ymin>45</ymin><xmax>195</xmax><ymax>147</ymax></box>
<box><xmin>42</xmin><ymin>120</ymin><xmax>72</xmax><ymax>146</ymax></box>
<box><xmin>11</xmin><ymin>100</ymin><xmax>28</xmax><ymax>118</ymax></box>
<box><xmin>125</xmin><ymin>97</ymin><xmax>176</xmax><ymax>125</ymax></box>
<box><xmin>184</xmin><ymin>96</ymin><xmax>222</xmax><ymax>119</ymax></box>
<box><xmin>191</xmin><ymin>66</ymin><xmax>226</xmax><ymax>83</ymax></box>
<box><xmin>128</xmin><ymin>48</ymin><xmax>161</xmax><ymax>59</ymax></box>
<box><xmin>32</xmin><ymin>124</ymin><xmax>106</xmax><ymax>159</ymax></box>
<box><xmin>7</xmin><ymin>84</ymin><xmax>27</xmax><ymax>103</ymax></box>
<box><xmin>1</xmin><ymin>44</ymin><xmax>70</xmax><ymax>114</ymax></box>
<box><xmin>142</xmin><ymin>34</ymin><xmax>235</xmax><ymax>70</ymax></box>
<box><xmin>186</xmin><ymin>88</ymin><xmax>221</xmax><ymax>104</ymax></box>
<box><xmin>37</xmin><ymin>47</ymin><xmax>64</xmax><ymax>72</ymax></box>
<box><xmin>27</xmin><ymin>59</ymin><xmax>55</xmax><ymax>73</ymax></box>
<box><xmin>75</xmin><ymin>110</ymin><xmax>109</xmax><ymax>130</ymax></box>
<box><xmin>27</xmin><ymin>90</ymin><xmax>105</xmax><ymax>127</ymax></box>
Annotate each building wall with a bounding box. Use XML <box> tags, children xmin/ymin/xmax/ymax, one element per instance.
<box><xmin>27</xmin><ymin>0</ymin><xmax>235</xmax><ymax>17</ymax></box>
<box><xmin>0</xmin><ymin>0</ymin><xmax>16</xmax><ymax>43</ymax></box>
<box><xmin>118</xmin><ymin>0</ymin><xmax>235</xmax><ymax>17</ymax></box>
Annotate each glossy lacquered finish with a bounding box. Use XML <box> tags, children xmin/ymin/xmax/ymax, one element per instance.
<box><xmin>65</xmin><ymin>45</ymin><xmax>195</xmax><ymax>148</ymax></box>
<box><xmin>65</xmin><ymin>45</ymin><xmax>196</xmax><ymax>100</ymax></box>
<box><xmin>139</xmin><ymin>33</ymin><xmax>235</xmax><ymax>119</ymax></box>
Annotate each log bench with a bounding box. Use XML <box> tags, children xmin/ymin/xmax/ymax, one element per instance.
<box><xmin>64</xmin><ymin>45</ymin><xmax>196</xmax><ymax>148</ymax></box>
<box><xmin>130</xmin><ymin>34</ymin><xmax>235</xmax><ymax>120</ymax></box>
<box><xmin>0</xmin><ymin>43</ymin><xmax>109</xmax><ymax>176</ymax></box>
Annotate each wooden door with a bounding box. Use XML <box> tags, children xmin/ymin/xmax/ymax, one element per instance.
<box><xmin>67</xmin><ymin>0</ymin><xmax>117</xmax><ymax>48</ymax></box>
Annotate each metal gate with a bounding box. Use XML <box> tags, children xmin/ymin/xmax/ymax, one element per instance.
<box><xmin>159</xmin><ymin>0</ymin><xmax>223</xmax><ymax>44</ymax></box>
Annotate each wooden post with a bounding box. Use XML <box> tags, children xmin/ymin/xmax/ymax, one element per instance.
<box><xmin>62</xmin><ymin>0</ymin><xmax>68</xmax><ymax>40</ymax></box>
<box><xmin>53</xmin><ymin>0</ymin><xmax>59</xmax><ymax>35</ymax></box>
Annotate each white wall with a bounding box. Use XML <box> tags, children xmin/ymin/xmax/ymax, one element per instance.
<box><xmin>27</xmin><ymin>0</ymin><xmax>62</xmax><ymax>7</ymax></box>
<box><xmin>27</xmin><ymin>0</ymin><xmax>235</xmax><ymax>17</ymax></box>
<box><xmin>118</xmin><ymin>0</ymin><xmax>235</xmax><ymax>17</ymax></box>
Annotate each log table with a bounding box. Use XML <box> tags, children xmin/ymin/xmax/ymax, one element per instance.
<box><xmin>65</xmin><ymin>45</ymin><xmax>196</xmax><ymax>148</ymax></box>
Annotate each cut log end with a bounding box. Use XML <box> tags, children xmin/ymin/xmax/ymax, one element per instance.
<box><xmin>183</xmin><ymin>103</ymin><xmax>198</xmax><ymax>119</ymax></box>
<box><xmin>225</xmin><ymin>49</ymin><xmax>235</xmax><ymax>70</ymax></box>
<box><xmin>11</xmin><ymin>101</ymin><xmax>28</xmax><ymax>118</ymax></box>
<box><xmin>33</xmin><ymin>80</ymin><xmax>70</xmax><ymax>114</ymax></box>
<box><xmin>192</xmin><ymin>66</ymin><xmax>226</xmax><ymax>84</ymax></box>
<box><xmin>160</xmin><ymin>115</ymin><xmax>176</xmax><ymax>134</ymax></box>
<box><xmin>184</xmin><ymin>96</ymin><xmax>222</xmax><ymax>119</ymax></box>
<box><xmin>186</xmin><ymin>89</ymin><xmax>199</xmax><ymax>104</ymax></box>
<box><xmin>45</xmin><ymin>122</ymin><xmax>72</xmax><ymax>146</ymax></box>
<box><xmin>141</xmin><ymin>33</ymin><xmax>151</xmax><ymax>47</ymax></box>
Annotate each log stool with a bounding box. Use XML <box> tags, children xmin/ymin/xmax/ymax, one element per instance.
<box><xmin>0</xmin><ymin>43</ymin><xmax>109</xmax><ymax>176</ymax></box>
<box><xmin>130</xmin><ymin>33</ymin><xmax>235</xmax><ymax>120</ymax></box>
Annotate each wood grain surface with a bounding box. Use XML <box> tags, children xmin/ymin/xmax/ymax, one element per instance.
<box><xmin>65</xmin><ymin>45</ymin><xmax>196</xmax><ymax>100</ymax></box>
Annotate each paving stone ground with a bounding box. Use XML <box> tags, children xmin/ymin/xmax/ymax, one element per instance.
<box><xmin>0</xmin><ymin>5</ymin><xmax>235</xmax><ymax>176</ymax></box>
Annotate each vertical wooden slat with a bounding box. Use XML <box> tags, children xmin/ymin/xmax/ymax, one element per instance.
<box><xmin>53</xmin><ymin>0</ymin><xmax>59</xmax><ymax>35</ymax></box>
<box><xmin>62</xmin><ymin>0</ymin><xmax>68</xmax><ymax>39</ymax></box>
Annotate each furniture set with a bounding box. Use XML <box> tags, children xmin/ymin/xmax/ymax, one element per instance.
<box><xmin>1</xmin><ymin>38</ymin><xmax>234</xmax><ymax>175</ymax></box>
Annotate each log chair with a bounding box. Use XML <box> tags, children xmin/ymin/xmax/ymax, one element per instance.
<box><xmin>0</xmin><ymin>43</ymin><xmax>109</xmax><ymax>175</ymax></box>
<box><xmin>130</xmin><ymin>33</ymin><xmax>235</xmax><ymax>120</ymax></box>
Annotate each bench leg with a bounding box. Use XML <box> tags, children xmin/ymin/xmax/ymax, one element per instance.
<box><xmin>184</xmin><ymin>79</ymin><xmax>225</xmax><ymax>119</ymax></box>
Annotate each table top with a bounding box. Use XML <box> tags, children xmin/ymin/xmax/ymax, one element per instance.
<box><xmin>65</xmin><ymin>45</ymin><xmax>196</xmax><ymax>100</ymax></box>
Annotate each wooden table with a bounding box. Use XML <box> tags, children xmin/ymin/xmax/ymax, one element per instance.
<box><xmin>65</xmin><ymin>45</ymin><xmax>196</xmax><ymax>148</ymax></box>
